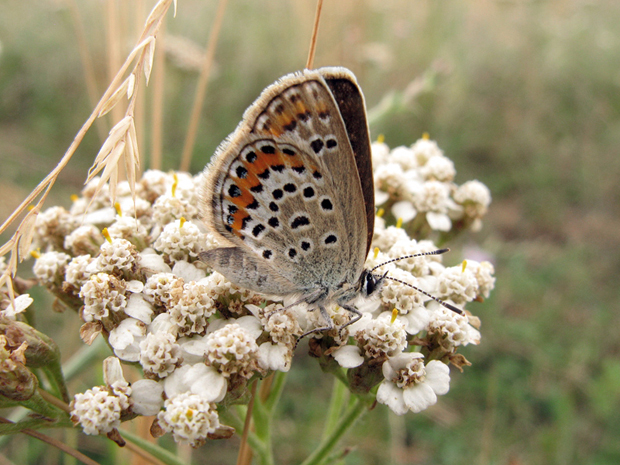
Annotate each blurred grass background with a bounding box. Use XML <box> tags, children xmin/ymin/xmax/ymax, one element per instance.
<box><xmin>1</xmin><ymin>0</ymin><xmax>620</xmax><ymax>464</ymax></box>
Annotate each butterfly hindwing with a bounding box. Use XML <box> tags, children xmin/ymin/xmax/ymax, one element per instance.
<box><xmin>202</xmin><ymin>67</ymin><xmax>371</xmax><ymax>294</ymax></box>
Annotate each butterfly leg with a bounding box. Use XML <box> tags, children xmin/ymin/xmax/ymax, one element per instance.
<box><xmin>297</xmin><ymin>305</ymin><xmax>334</xmax><ymax>341</ymax></box>
<box><xmin>337</xmin><ymin>304</ymin><xmax>363</xmax><ymax>339</ymax></box>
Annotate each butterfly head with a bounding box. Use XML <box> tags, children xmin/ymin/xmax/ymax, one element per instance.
<box><xmin>359</xmin><ymin>268</ymin><xmax>387</xmax><ymax>299</ymax></box>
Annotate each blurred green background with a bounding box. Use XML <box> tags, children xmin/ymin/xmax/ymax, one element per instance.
<box><xmin>1</xmin><ymin>0</ymin><xmax>620</xmax><ymax>464</ymax></box>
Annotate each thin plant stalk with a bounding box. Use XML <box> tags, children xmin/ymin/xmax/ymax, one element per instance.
<box><xmin>306</xmin><ymin>0</ymin><xmax>324</xmax><ymax>70</ymax></box>
<box><xmin>300</xmin><ymin>396</ymin><xmax>369</xmax><ymax>465</ymax></box>
<box><xmin>179</xmin><ymin>0</ymin><xmax>228</xmax><ymax>172</ymax></box>
<box><xmin>150</xmin><ymin>18</ymin><xmax>166</xmax><ymax>170</ymax></box>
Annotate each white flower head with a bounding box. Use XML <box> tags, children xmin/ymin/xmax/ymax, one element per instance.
<box><xmin>389</xmin><ymin>146</ymin><xmax>417</xmax><ymax>171</ymax></box>
<box><xmin>377</xmin><ymin>352</ymin><xmax>450</xmax><ymax>415</ymax></box>
<box><xmin>466</xmin><ymin>260</ymin><xmax>496</xmax><ymax>299</ymax></box>
<box><xmin>354</xmin><ymin>312</ymin><xmax>407</xmax><ymax>359</ymax></box>
<box><xmin>33</xmin><ymin>251</ymin><xmax>71</xmax><ymax>286</ymax></box>
<box><xmin>152</xmin><ymin>195</ymin><xmax>198</xmax><ymax>227</ymax></box>
<box><xmin>79</xmin><ymin>273</ymin><xmax>127</xmax><ymax>322</ymax></box>
<box><xmin>436</xmin><ymin>265</ymin><xmax>478</xmax><ymax>305</ymax></box>
<box><xmin>170</xmin><ymin>281</ymin><xmax>216</xmax><ymax>337</ymax></box>
<box><xmin>453</xmin><ymin>180</ymin><xmax>491</xmax><ymax>219</ymax></box>
<box><xmin>106</xmin><ymin>215</ymin><xmax>150</xmax><ymax>246</ymax></box>
<box><xmin>139</xmin><ymin>332</ymin><xmax>182</xmax><ymax>379</ymax></box>
<box><xmin>65</xmin><ymin>255</ymin><xmax>97</xmax><ymax>288</ymax></box>
<box><xmin>420</xmin><ymin>155</ymin><xmax>456</xmax><ymax>182</ymax></box>
<box><xmin>374</xmin><ymin>163</ymin><xmax>409</xmax><ymax>202</ymax></box>
<box><xmin>427</xmin><ymin>305</ymin><xmax>481</xmax><ymax>348</ymax></box>
<box><xmin>153</xmin><ymin>220</ymin><xmax>206</xmax><ymax>263</ymax></box>
<box><xmin>71</xmin><ymin>386</ymin><xmax>125</xmax><ymax>435</ymax></box>
<box><xmin>371</xmin><ymin>140</ymin><xmax>391</xmax><ymax>166</ymax></box>
<box><xmin>157</xmin><ymin>392</ymin><xmax>220</xmax><ymax>447</ymax></box>
<box><xmin>163</xmin><ymin>363</ymin><xmax>227</xmax><ymax>403</ymax></box>
<box><xmin>371</xmin><ymin>225</ymin><xmax>409</xmax><ymax>252</ymax></box>
<box><xmin>71</xmin><ymin>359</ymin><xmax>131</xmax><ymax>436</ymax></box>
<box><xmin>64</xmin><ymin>224</ymin><xmax>103</xmax><ymax>256</ymax></box>
<box><xmin>33</xmin><ymin>206</ymin><xmax>77</xmax><ymax>250</ymax></box>
<box><xmin>143</xmin><ymin>272</ymin><xmax>184</xmax><ymax>309</ymax></box>
<box><xmin>410</xmin><ymin>137</ymin><xmax>444</xmax><ymax>166</ymax></box>
<box><xmin>96</xmin><ymin>238</ymin><xmax>140</xmax><ymax>275</ymax></box>
<box><xmin>204</xmin><ymin>323</ymin><xmax>260</xmax><ymax>379</ymax></box>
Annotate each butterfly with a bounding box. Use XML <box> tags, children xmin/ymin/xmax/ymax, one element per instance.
<box><xmin>200</xmin><ymin>67</ymin><xmax>460</xmax><ymax>337</ymax></box>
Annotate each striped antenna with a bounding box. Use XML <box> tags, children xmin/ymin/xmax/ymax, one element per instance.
<box><xmin>383</xmin><ymin>275</ymin><xmax>463</xmax><ymax>315</ymax></box>
<box><xmin>370</xmin><ymin>248</ymin><xmax>450</xmax><ymax>272</ymax></box>
<box><xmin>372</xmin><ymin>248</ymin><xmax>463</xmax><ymax>315</ymax></box>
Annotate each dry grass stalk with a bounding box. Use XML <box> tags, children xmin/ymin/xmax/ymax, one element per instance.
<box><xmin>306</xmin><ymin>0</ymin><xmax>324</xmax><ymax>70</ymax></box>
<box><xmin>0</xmin><ymin>0</ymin><xmax>177</xmax><ymax>300</ymax></box>
<box><xmin>179</xmin><ymin>0</ymin><xmax>229</xmax><ymax>173</ymax></box>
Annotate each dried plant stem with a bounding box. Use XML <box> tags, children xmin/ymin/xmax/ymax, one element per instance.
<box><xmin>135</xmin><ymin>0</ymin><xmax>148</xmax><ymax>170</ymax></box>
<box><xmin>306</xmin><ymin>0</ymin><xmax>324</xmax><ymax>70</ymax></box>
<box><xmin>179</xmin><ymin>0</ymin><xmax>228</xmax><ymax>173</ymax></box>
<box><xmin>0</xmin><ymin>417</ymin><xmax>101</xmax><ymax>465</ymax></box>
<box><xmin>236</xmin><ymin>380</ymin><xmax>257</xmax><ymax>465</ymax></box>
<box><xmin>150</xmin><ymin>18</ymin><xmax>166</xmax><ymax>170</ymax></box>
<box><xmin>106</xmin><ymin>0</ymin><xmax>124</xmax><ymax>126</ymax></box>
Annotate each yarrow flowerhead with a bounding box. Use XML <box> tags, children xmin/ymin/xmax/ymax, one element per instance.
<box><xmin>29</xmin><ymin>134</ymin><xmax>493</xmax><ymax>445</ymax></box>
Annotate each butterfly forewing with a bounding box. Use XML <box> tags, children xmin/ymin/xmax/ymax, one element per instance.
<box><xmin>202</xmin><ymin>68</ymin><xmax>371</xmax><ymax>294</ymax></box>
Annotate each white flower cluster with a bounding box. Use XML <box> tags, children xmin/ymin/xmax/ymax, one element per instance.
<box><xmin>32</xmin><ymin>138</ymin><xmax>494</xmax><ymax>441</ymax></box>
<box><xmin>372</xmin><ymin>136</ymin><xmax>491</xmax><ymax>234</ymax></box>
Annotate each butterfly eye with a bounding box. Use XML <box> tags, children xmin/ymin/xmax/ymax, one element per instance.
<box><xmin>365</xmin><ymin>273</ymin><xmax>378</xmax><ymax>296</ymax></box>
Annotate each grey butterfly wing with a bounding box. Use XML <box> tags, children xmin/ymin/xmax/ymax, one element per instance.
<box><xmin>322</xmin><ymin>69</ymin><xmax>374</xmax><ymax>257</ymax></box>
<box><xmin>201</xmin><ymin>67</ymin><xmax>371</xmax><ymax>294</ymax></box>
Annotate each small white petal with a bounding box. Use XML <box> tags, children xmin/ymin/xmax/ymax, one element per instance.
<box><xmin>234</xmin><ymin>315</ymin><xmax>263</xmax><ymax>340</ymax></box>
<box><xmin>258</xmin><ymin>342</ymin><xmax>290</xmax><ymax>372</ymax></box>
<box><xmin>403</xmin><ymin>383</ymin><xmax>437</xmax><ymax>413</ymax></box>
<box><xmin>139</xmin><ymin>249</ymin><xmax>171</xmax><ymax>274</ymax></box>
<box><xmin>172</xmin><ymin>260</ymin><xmax>205</xmax><ymax>282</ymax></box>
<box><xmin>126</xmin><ymin>280</ymin><xmax>145</xmax><ymax>293</ymax></box>
<box><xmin>80</xmin><ymin>207</ymin><xmax>116</xmax><ymax>225</ymax></box>
<box><xmin>424</xmin><ymin>361</ymin><xmax>451</xmax><ymax>395</ymax></box>
<box><xmin>332</xmin><ymin>345</ymin><xmax>364</xmax><ymax>368</ymax></box>
<box><xmin>131</xmin><ymin>379</ymin><xmax>164</xmax><ymax>416</ymax></box>
<box><xmin>149</xmin><ymin>313</ymin><xmax>176</xmax><ymax>335</ymax></box>
<box><xmin>401</xmin><ymin>307</ymin><xmax>431</xmax><ymax>335</ymax></box>
<box><xmin>124</xmin><ymin>293</ymin><xmax>154</xmax><ymax>324</ymax></box>
<box><xmin>178</xmin><ymin>335</ymin><xmax>208</xmax><ymax>363</ymax></box>
<box><xmin>426</xmin><ymin>212</ymin><xmax>452</xmax><ymax>231</ymax></box>
<box><xmin>189</xmin><ymin>366</ymin><xmax>227</xmax><ymax>402</ymax></box>
<box><xmin>391</xmin><ymin>201</ymin><xmax>417</xmax><ymax>222</ymax></box>
<box><xmin>163</xmin><ymin>365</ymin><xmax>192</xmax><ymax>399</ymax></box>
<box><xmin>109</xmin><ymin>318</ymin><xmax>146</xmax><ymax>361</ymax></box>
<box><xmin>103</xmin><ymin>357</ymin><xmax>125</xmax><ymax>386</ymax></box>
<box><xmin>375</xmin><ymin>190</ymin><xmax>389</xmax><ymax>206</ymax></box>
<box><xmin>377</xmin><ymin>381</ymin><xmax>408</xmax><ymax>415</ymax></box>
<box><xmin>2</xmin><ymin>294</ymin><xmax>33</xmax><ymax>318</ymax></box>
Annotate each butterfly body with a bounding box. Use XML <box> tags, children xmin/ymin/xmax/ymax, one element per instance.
<box><xmin>200</xmin><ymin>67</ymin><xmax>381</xmax><ymax>332</ymax></box>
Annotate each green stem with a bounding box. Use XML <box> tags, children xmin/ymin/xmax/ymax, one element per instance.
<box><xmin>20</xmin><ymin>390</ymin><xmax>67</xmax><ymax>420</ymax></box>
<box><xmin>321</xmin><ymin>377</ymin><xmax>347</xmax><ymax>441</ymax></box>
<box><xmin>42</xmin><ymin>362</ymin><xmax>70</xmax><ymax>404</ymax></box>
<box><xmin>252</xmin><ymin>371</ymin><xmax>288</xmax><ymax>465</ymax></box>
<box><xmin>300</xmin><ymin>395</ymin><xmax>369</xmax><ymax>465</ymax></box>
<box><xmin>0</xmin><ymin>417</ymin><xmax>73</xmax><ymax>435</ymax></box>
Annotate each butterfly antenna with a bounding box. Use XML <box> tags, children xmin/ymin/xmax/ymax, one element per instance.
<box><xmin>383</xmin><ymin>275</ymin><xmax>463</xmax><ymax>315</ymax></box>
<box><xmin>370</xmin><ymin>248</ymin><xmax>451</xmax><ymax>273</ymax></box>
